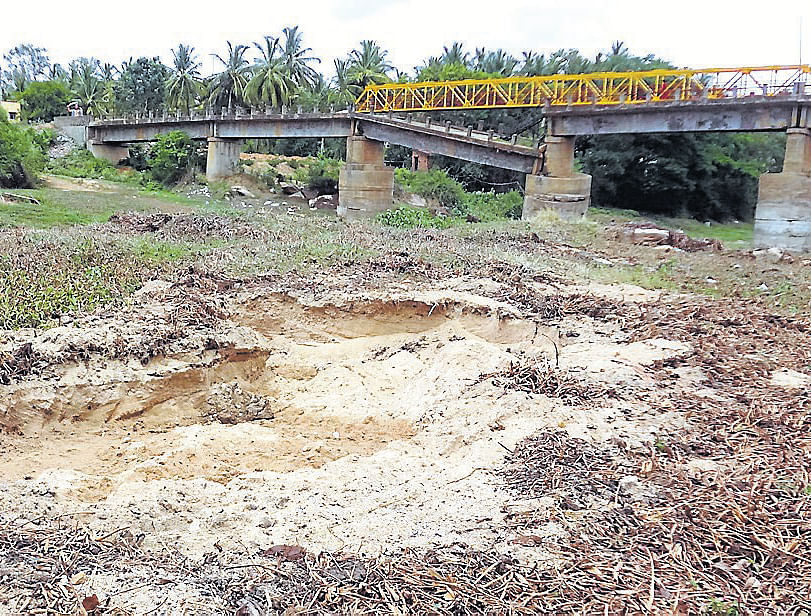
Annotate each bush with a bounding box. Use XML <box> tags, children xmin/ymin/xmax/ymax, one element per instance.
<box><xmin>46</xmin><ymin>148</ymin><xmax>140</xmax><ymax>184</ymax></box>
<box><xmin>377</xmin><ymin>205</ymin><xmax>452</xmax><ymax>229</ymax></box>
<box><xmin>294</xmin><ymin>156</ymin><xmax>342</xmax><ymax>194</ymax></box>
<box><xmin>20</xmin><ymin>81</ymin><xmax>72</xmax><ymax>122</ymax></box>
<box><xmin>394</xmin><ymin>168</ymin><xmax>466</xmax><ymax>213</ymax></box>
<box><xmin>147</xmin><ymin>131</ymin><xmax>200</xmax><ymax>186</ymax></box>
<box><xmin>462</xmin><ymin>190</ymin><xmax>523</xmax><ymax>221</ymax></box>
<box><xmin>0</xmin><ymin>116</ymin><xmax>45</xmax><ymax>188</ymax></box>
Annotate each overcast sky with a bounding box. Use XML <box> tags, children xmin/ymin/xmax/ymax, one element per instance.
<box><xmin>3</xmin><ymin>0</ymin><xmax>810</xmax><ymax>77</ymax></box>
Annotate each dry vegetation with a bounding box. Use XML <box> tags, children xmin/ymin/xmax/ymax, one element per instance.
<box><xmin>1</xmin><ymin>183</ymin><xmax>809</xmax><ymax>615</ymax></box>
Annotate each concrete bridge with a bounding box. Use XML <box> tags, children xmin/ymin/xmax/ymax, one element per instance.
<box><xmin>57</xmin><ymin>66</ymin><xmax>811</xmax><ymax>250</ymax></box>
<box><xmin>80</xmin><ymin>112</ymin><xmax>543</xmax><ymax>220</ymax></box>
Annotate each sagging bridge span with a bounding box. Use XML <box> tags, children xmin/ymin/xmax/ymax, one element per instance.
<box><xmin>71</xmin><ymin>65</ymin><xmax>811</xmax><ymax>250</ymax></box>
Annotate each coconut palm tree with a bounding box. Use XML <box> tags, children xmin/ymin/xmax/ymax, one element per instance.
<box><xmin>476</xmin><ymin>49</ymin><xmax>518</xmax><ymax>76</ymax></box>
<box><xmin>330</xmin><ymin>58</ymin><xmax>359</xmax><ymax>108</ymax></box>
<box><xmin>207</xmin><ymin>41</ymin><xmax>251</xmax><ymax>110</ymax></box>
<box><xmin>245</xmin><ymin>36</ymin><xmax>295</xmax><ymax>110</ymax></box>
<box><xmin>71</xmin><ymin>60</ymin><xmax>105</xmax><ymax>115</ymax></box>
<box><xmin>166</xmin><ymin>44</ymin><xmax>203</xmax><ymax>114</ymax></box>
<box><xmin>440</xmin><ymin>42</ymin><xmax>469</xmax><ymax>67</ymax></box>
<box><xmin>346</xmin><ymin>40</ymin><xmax>391</xmax><ymax>89</ymax></box>
<box><xmin>279</xmin><ymin>26</ymin><xmax>320</xmax><ymax>88</ymax></box>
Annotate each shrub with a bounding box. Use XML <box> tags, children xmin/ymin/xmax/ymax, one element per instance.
<box><xmin>394</xmin><ymin>168</ymin><xmax>466</xmax><ymax>213</ymax></box>
<box><xmin>46</xmin><ymin>149</ymin><xmax>140</xmax><ymax>184</ymax></box>
<box><xmin>295</xmin><ymin>156</ymin><xmax>342</xmax><ymax>194</ymax></box>
<box><xmin>377</xmin><ymin>205</ymin><xmax>452</xmax><ymax>229</ymax></box>
<box><xmin>0</xmin><ymin>117</ymin><xmax>45</xmax><ymax>188</ymax></box>
<box><xmin>147</xmin><ymin>131</ymin><xmax>200</xmax><ymax>186</ymax></box>
<box><xmin>462</xmin><ymin>190</ymin><xmax>523</xmax><ymax>221</ymax></box>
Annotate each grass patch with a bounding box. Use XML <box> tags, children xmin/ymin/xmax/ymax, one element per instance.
<box><xmin>377</xmin><ymin>205</ymin><xmax>453</xmax><ymax>229</ymax></box>
<box><xmin>46</xmin><ymin>149</ymin><xmax>141</xmax><ymax>185</ymax></box>
<box><xmin>0</xmin><ymin>235</ymin><xmax>155</xmax><ymax>329</ymax></box>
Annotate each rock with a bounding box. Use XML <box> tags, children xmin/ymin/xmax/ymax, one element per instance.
<box><xmin>404</xmin><ymin>193</ymin><xmax>428</xmax><ymax>208</ymax></box>
<box><xmin>228</xmin><ymin>185</ymin><xmax>255</xmax><ymax>198</ymax></box>
<box><xmin>302</xmin><ymin>187</ymin><xmax>319</xmax><ymax>200</ymax></box>
<box><xmin>632</xmin><ymin>228</ymin><xmax>670</xmax><ymax>244</ymax></box>
<box><xmin>279</xmin><ymin>181</ymin><xmax>303</xmax><ymax>195</ymax></box>
<box><xmin>308</xmin><ymin>195</ymin><xmax>337</xmax><ymax>210</ymax></box>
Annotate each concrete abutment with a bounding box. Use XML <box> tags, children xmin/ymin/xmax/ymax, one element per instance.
<box><xmin>88</xmin><ymin>142</ymin><xmax>129</xmax><ymax>165</ymax></box>
<box><xmin>338</xmin><ymin>136</ymin><xmax>394</xmax><ymax>220</ymax></box>
<box><xmin>754</xmin><ymin>128</ymin><xmax>811</xmax><ymax>251</ymax></box>
<box><xmin>522</xmin><ymin>136</ymin><xmax>592</xmax><ymax>221</ymax></box>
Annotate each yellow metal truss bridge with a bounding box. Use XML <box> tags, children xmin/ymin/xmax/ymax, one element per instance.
<box><xmin>355</xmin><ymin>65</ymin><xmax>811</xmax><ymax>113</ymax></box>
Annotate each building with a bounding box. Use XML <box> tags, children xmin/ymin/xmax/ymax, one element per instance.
<box><xmin>1</xmin><ymin>100</ymin><xmax>21</xmax><ymax>122</ymax></box>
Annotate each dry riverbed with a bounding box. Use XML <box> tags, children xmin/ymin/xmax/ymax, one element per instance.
<box><xmin>0</xmin><ymin>206</ymin><xmax>809</xmax><ymax>614</ymax></box>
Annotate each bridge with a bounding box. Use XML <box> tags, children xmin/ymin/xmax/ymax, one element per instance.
<box><xmin>68</xmin><ymin>65</ymin><xmax>811</xmax><ymax>250</ymax></box>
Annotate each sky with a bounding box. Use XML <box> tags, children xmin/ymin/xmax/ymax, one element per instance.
<box><xmin>2</xmin><ymin>0</ymin><xmax>810</xmax><ymax>77</ymax></box>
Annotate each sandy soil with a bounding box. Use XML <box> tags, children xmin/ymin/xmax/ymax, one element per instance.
<box><xmin>0</xmin><ymin>276</ymin><xmax>689</xmax><ymax>572</ymax></box>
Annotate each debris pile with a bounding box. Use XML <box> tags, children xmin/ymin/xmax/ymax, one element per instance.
<box><xmin>618</xmin><ymin>222</ymin><xmax>723</xmax><ymax>251</ymax></box>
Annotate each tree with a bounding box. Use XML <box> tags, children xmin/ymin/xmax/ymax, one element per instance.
<box><xmin>440</xmin><ymin>42</ymin><xmax>469</xmax><ymax>67</ymax></box>
<box><xmin>245</xmin><ymin>36</ymin><xmax>295</xmax><ymax>110</ymax></box>
<box><xmin>330</xmin><ymin>58</ymin><xmax>359</xmax><ymax>108</ymax></box>
<box><xmin>346</xmin><ymin>40</ymin><xmax>391</xmax><ymax>89</ymax></box>
<box><xmin>279</xmin><ymin>26</ymin><xmax>320</xmax><ymax>88</ymax></box>
<box><xmin>115</xmin><ymin>57</ymin><xmax>168</xmax><ymax>114</ymax></box>
<box><xmin>69</xmin><ymin>58</ymin><xmax>108</xmax><ymax>115</ymax></box>
<box><xmin>0</xmin><ymin>111</ymin><xmax>44</xmax><ymax>187</ymax></box>
<box><xmin>207</xmin><ymin>42</ymin><xmax>250</xmax><ymax>110</ymax></box>
<box><xmin>20</xmin><ymin>81</ymin><xmax>71</xmax><ymax>122</ymax></box>
<box><xmin>147</xmin><ymin>130</ymin><xmax>200</xmax><ymax>185</ymax></box>
<box><xmin>166</xmin><ymin>44</ymin><xmax>202</xmax><ymax>114</ymax></box>
<box><xmin>3</xmin><ymin>44</ymin><xmax>50</xmax><ymax>88</ymax></box>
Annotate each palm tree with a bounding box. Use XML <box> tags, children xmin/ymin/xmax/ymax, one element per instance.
<box><xmin>100</xmin><ymin>62</ymin><xmax>118</xmax><ymax>82</ymax></box>
<box><xmin>207</xmin><ymin>41</ymin><xmax>251</xmax><ymax>110</ymax></box>
<box><xmin>245</xmin><ymin>36</ymin><xmax>295</xmax><ymax>109</ymax></box>
<box><xmin>166</xmin><ymin>44</ymin><xmax>202</xmax><ymax>114</ymax></box>
<box><xmin>476</xmin><ymin>49</ymin><xmax>518</xmax><ymax>76</ymax></box>
<box><xmin>440</xmin><ymin>42</ymin><xmax>469</xmax><ymax>67</ymax></box>
<box><xmin>71</xmin><ymin>60</ymin><xmax>105</xmax><ymax>115</ymax></box>
<box><xmin>346</xmin><ymin>40</ymin><xmax>391</xmax><ymax>89</ymax></box>
<box><xmin>330</xmin><ymin>58</ymin><xmax>359</xmax><ymax>108</ymax></box>
<box><xmin>279</xmin><ymin>26</ymin><xmax>320</xmax><ymax>88</ymax></box>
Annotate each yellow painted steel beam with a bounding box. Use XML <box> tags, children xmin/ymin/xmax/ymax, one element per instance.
<box><xmin>355</xmin><ymin>65</ymin><xmax>811</xmax><ymax>112</ymax></box>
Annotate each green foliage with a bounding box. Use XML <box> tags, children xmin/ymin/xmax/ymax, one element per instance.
<box><xmin>147</xmin><ymin>131</ymin><xmax>200</xmax><ymax>186</ymax></box>
<box><xmin>0</xmin><ymin>117</ymin><xmax>45</xmax><ymax>188</ymax></box>
<box><xmin>580</xmin><ymin>132</ymin><xmax>785</xmax><ymax>221</ymax></box>
<box><xmin>293</xmin><ymin>156</ymin><xmax>342</xmax><ymax>194</ymax></box>
<box><xmin>20</xmin><ymin>80</ymin><xmax>71</xmax><ymax>122</ymax></box>
<box><xmin>115</xmin><ymin>57</ymin><xmax>168</xmax><ymax>113</ymax></box>
<box><xmin>705</xmin><ymin>599</ymin><xmax>739</xmax><ymax>616</ymax></box>
<box><xmin>46</xmin><ymin>148</ymin><xmax>140</xmax><ymax>184</ymax></box>
<box><xmin>462</xmin><ymin>190</ymin><xmax>523</xmax><ymax>221</ymax></box>
<box><xmin>394</xmin><ymin>168</ymin><xmax>465</xmax><ymax>212</ymax></box>
<box><xmin>377</xmin><ymin>205</ymin><xmax>452</xmax><ymax>229</ymax></box>
<box><xmin>0</xmin><ymin>237</ymin><xmax>146</xmax><ymax>329</ymax></box>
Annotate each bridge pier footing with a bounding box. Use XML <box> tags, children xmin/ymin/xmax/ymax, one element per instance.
<box><xmin>206</xmin><ymin>137</ymin><xmax>243</xmax><ymax>181</ymax></box>
<box><xmin>338</xmin><ymin>136</ymin><xmax>393</xmax><ymax>220</ymax></box>
<box><xmin>522</xmin><ymin>136</ymin><xmax>592</xmax><ymax>221</ymax></box>
<box><xmin>754</xmin><ymin>128</ymin><xmax>811</xmax><ymax>251</ymax></box>
<box><xmin>88</xmin><ymin>142</ymin><xmax>129</xmax><ymax>164</ymax></box>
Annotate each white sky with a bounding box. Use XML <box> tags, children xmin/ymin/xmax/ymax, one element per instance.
<box><xmin>2</xmin><ymin>0</ymin><xmax>810</xmax><ymax>77</ymax></box>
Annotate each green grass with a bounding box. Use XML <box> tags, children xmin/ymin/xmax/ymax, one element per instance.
<box><xmin>0</xmin><ymin>184</ymin><xmax>208</xmax><ymax>228</ymax></box>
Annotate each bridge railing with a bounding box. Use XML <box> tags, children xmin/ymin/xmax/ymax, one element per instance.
<box><xmin>354</xmin><ymin>65</ymin><xmax>811</xmax><ymax>113</ymax></box>
<box><xmin>90</xmin><ymin>104</ymin><xmax>352</xmax><ymax>126</ymax></box>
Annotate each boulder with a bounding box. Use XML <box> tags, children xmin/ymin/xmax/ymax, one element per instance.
<box><xmin>309</xmin><ymin>195</ymin><xmax>337</xmax><ymax>210</ymax></box>
<box><xmin>228</xmin><ymin>185</ymin><xmax>255</xmax><ymax>198</ymax></box>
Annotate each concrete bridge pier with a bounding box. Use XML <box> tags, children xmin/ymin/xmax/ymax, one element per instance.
<box><xmin>206</xmin><ymin>137</ymin><xmax>243</xmax><ymax>181</ymax></box>
<box><xmin>88</xmin><ymin>142</ymin><xmax>129</xmax><ymax>164</ymax></box>
<box><xmin>522</xmin><ymin>136</ymin><xmax>592</xmax><ymax>221</ymax></box>
<box><xmin>754</xmin><ymin>128</ymin><xmax>811</xmax><ymax>251</ymax></box>
<box><xmin>338</xmin><ymin>136</ymin><xmax>394</xmax><ymax>219</ymax></box>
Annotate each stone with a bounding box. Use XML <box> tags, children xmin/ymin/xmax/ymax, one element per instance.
<box><xmin>228</xmin><ymin>185</ymin><xmax>255</xmax><ymax>198</ymax></box>
<box><xmin>279</xmin><ymin>181</ymin><xmax>303</xmax><ymax>195</ymax></box>
<box><xmin>309</xmin><ymin>195</ymin><xmax>337</xmax><ymax>210</ymax></box>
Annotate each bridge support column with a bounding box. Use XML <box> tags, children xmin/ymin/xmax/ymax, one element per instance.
<box><xmin>338</xmin><ymin>136</ymin><xmax>394</xmax><ymax>220</ymax></box>
<box><xmin>88</xmin><ymin>142</ymin><xmax>129</xmax><ymax>164</ymax></box>
<box><xmin>206</xmin><ymin>137</ymin><xmax>243</xmax><ymax>181</ymax></box>
<box><xmin>754</xmin><ymin>128</ymin><xmax>811</xmax><ymax>251</ymax></box>
<box><xmin>522</xmin><ymin>136</ymin><xmax>592</xmax><ymax>221</ymax></box>
<box><xmin>411</xmin><ymin>150</ymin><xmax>430</xmax><ymax>172</ymax></box>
